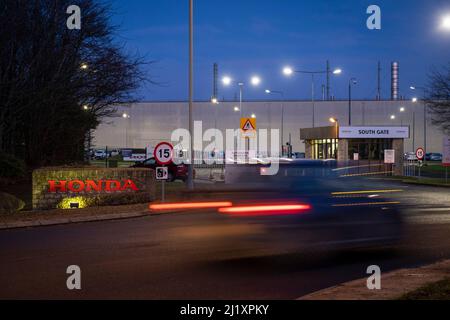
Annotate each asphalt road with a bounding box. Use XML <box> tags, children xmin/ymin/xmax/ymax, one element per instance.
<box><xmin>0</xmin><ymin>181</ymin><xmax>449</xmax><ymax>299</ymax></box>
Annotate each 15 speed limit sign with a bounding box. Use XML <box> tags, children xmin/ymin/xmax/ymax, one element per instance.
<box><xmin>416</xmin><ymin>147</ymin><xmax>425</xmax><ymax>161</ymax></box>
<box><xmin>154</xmin><ymin>142</ymin><xmax>173</xmax><ymax>165</ymax></box>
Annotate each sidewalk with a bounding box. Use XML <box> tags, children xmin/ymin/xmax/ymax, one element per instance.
<box><xmin>298</xmin><ymin>259</ymin><xmax>450</xmax><ymax>300</ymax></box>
<box><xmin>0</xmin><ymin>203</ymin><xmax>150</xmax><ymax>230</ymax></box>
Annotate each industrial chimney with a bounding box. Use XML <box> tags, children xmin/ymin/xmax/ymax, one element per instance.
<box><xmin>391</xmin><ymin>61</ymin><xmax>399</xmax><ymax>100</ymax></box>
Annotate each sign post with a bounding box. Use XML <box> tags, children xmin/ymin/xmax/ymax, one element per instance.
<box><xmin>154</xmin><ymin>142</ymin><xmax>174</xmax><ymax>202</ymax></box>
<box><xmin>384</xmin><ymin>149</ymin><xmax>395</xmax><ymax>176</ymax></box>
<box><xmin>241</xmin><ymin>117</ymin><xmax>256</xmax><ymax>164</ymax></box>
<box><xmin>416</xmin><ymin>147</ymin><xmax>425</xmax><ymax>178</ymax></box>
<box><xmin>156</xmin><ymin>167</ymin><xmax>169</xmax><ymax>202</ymax></box>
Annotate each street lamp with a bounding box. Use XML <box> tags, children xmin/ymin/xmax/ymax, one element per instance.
<box><xmin>233</xmin><ymin>106</ymin><xmax>240</xmax><ymax>112</ymax></box>
<box><xmin>122</xmin><ymin>113</ymin><xmax>131</xmax><ymax>147</ymax></box>
<box><xmin>329</xmin><ymin>117</ymin><xmax>339</xmax><ymax>143</ymax></box>
<box><xmin>283</xmin><ymin>64</ymin><xmax>342</xmax><ymax>127</ymax></box>
<box><xmin>348</xmin><ymin>78</ymin><xmax>357</xmax><ymax>126</ymax></box>
<box><xmin>222</xmin><ymin>75</ymin><xmax>262</xmax><ymax>118</ymax></box>
<box><xmin>410</xmin><ymin>85</ymin><xmax>427</xmax><ymax>157</ymax></box>
<box><xmin>390</xmin><ymin>115</ymin><xmax>396</xmax><ymax>120</ymax></box>
<box><xmin>265</xmin><ymin>89</ymin><xmax>285</xmax><ymax>153</ymax></box>
<box><xmin>80</xmin><ymin>63</ymin><xmax>88</xmax><ymax>70</ymax></box>
<box><xmin>251</xmin><ymin>113</ymin><xmax>256</xmax><ymax>119</ymax></box>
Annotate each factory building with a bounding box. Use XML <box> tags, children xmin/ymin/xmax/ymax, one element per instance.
<box><xmin>94</xmin><ymin>99</ymin><xmax>443</xmax><ymax>156</ymax></box>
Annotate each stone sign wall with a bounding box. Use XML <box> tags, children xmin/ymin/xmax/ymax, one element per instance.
<box><xmin>32</xmin><ymin>167</ymin><xmax>155</xmax><ymax>210</ymax></box>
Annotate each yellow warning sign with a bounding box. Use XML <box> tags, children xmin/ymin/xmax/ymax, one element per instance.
<box><xmin>240</xmin><ymin>118</ymin><xmax>256</xmax><ymax>131</ymax></box>
<box><xmin>240</xmin><ymin>117</ymin><xmax>256</xmax><ymax>138</ymax></box>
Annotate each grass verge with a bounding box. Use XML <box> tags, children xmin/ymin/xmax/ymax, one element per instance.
<box><xmin>399</xmin><ymin>278</ymin><xmax>450</xmax><ymax>300</ymax></box>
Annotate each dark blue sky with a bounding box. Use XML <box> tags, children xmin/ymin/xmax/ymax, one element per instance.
<box><xmin>111</xmin><ymin>0</ymin><xmax>450</xmax><ymax>101</ymax></box>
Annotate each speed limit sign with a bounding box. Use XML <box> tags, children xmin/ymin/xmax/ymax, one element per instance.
<box><xmin>416</xmin><ymin>147</ymin><xmax>425</xmax><ymax>161</ymax></box>
<box><xmin>154</xmin><ymin>142</ymin><xmax>174</xmax><ymax>165</ymax></box>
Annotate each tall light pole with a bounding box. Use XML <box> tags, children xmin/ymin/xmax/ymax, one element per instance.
<box><xmin>122</xmin><ymin>113</ymin><xmax>131</xmax><ymax>147</ymax></box>
<box><xmin>265</xmin><ymin>89</ymin><xmax>284</xmax><ymax>155</ymax></box>
<box><xmin>187</xmin><ymin>0</ymin><xmax>194</xmax><ymax>190</ymax></box>
<box><xmin>410</xmin><ymin>86</ymin><xmax>427</xmax><ymax>157</ymax></box>
<box><xmin>348</xmin><ymin>78</ymin><xmax>357</xmax><ymax>126</ymax></box>
<box><xmin>283</xmin><ymin>66</ymin><xmax>342</xmax><ymax>127</ymax></box>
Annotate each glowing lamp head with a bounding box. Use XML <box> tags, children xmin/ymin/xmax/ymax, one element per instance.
<box><xmin>251</xmin><ymin>114</ymin><xmax>256</xmax><ymax>119</ymax></box>
<box><xmin>233</xmin><ymin>106</ymin><xmax>240</xmax><ymax>112</ymax></box>
<box><xmin>441</xmin><ymin>15</ymin><xmax>450</xmax><ymax>30</ymax></box>
<box><xmin>333</xmin><ymin>68</ymin><xmax>342</xmax><ymax>75</ymax></box>
<box><xmin>251</xmin><ymin>76</ymin><xmax>261</xmax><ymax>86</ymax></box>
<box><xmin>283</xmin><ymin>67</ymin><xmax>294</xmax><ymax>76</ymax></box>
<box><xmin>329</xmin><ymin>117</ymin><xmax>338</xmax><ymax>124</ymax></box>
<box><xmin>400</xmin><ymin>107</ymin><xmax>405</xmax><ymax>112</ymax></box>
<box><xmin>265</xmin><ymin>89</ymin><xmax>271</xmax><ymax>94</ymax></box>
<box><xmin>222</xmin><ymin>76</ymin><xmax>232</xmax><ymax>86</ymax></box>
<box><xmin>211</xmin><ymin>98</ymin><xmax>218</xmax><ymax>104</ymax></box>
<box><xmin>390</xmin><ymin>115</ymin><xmax>396</xmax><ymax>120</ymax></box>
<box><xmin>412</xmin><ymin>97</ymin><xmax>418</xmax><ymax>103</ymax></box>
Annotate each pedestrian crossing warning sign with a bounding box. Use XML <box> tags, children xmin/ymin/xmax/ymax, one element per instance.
<box><xmin>240</xmin><ymin>117</ymin><xmax>257</xmax><ymax>138</ymax></box>
<box><xmin>241</xmin><ymin>118</ymin><xmax>256</xmax><ymax>131</ymax></box>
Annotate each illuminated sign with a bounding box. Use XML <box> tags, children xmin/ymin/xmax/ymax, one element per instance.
<box><xmin>48</xmin><ymin>180</ymin><xmax>139</xmax><ymax>193</ymax></box>
<box><xmin>339</xmin><ymin>126</ymin><xmax>409</xmax><ymax>139</ymax></box>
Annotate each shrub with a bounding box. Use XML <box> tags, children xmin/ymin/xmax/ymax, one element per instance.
<box><xmin>0</xmin><ymin>192</ymin><xmax>25</xmax><ymax>214</ymax></box>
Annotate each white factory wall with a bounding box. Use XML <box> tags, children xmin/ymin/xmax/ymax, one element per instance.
<box><xmin>94</xmin><ymin>100</ymin><xmax>444</xmax><ymax>153</ymax></box>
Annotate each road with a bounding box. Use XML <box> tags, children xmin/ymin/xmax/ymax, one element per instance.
<box><xmin>0</xmin><ymin>181</ymin><xmax>449</xmax><ymax>299</ymax></box>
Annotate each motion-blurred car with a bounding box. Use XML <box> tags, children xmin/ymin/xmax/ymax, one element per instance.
<box><xmin>164</xmin><ymin>160</ymin><xmax>404</xmax><ymax>257</ymax></box>
<box><xmin>132</xmin><ymin>157</ymin><xmax>189</xmax><ymax>182</ymax></box>
<box><xmin>425</xmin><ymin>153</ymin><xmax>442</xmax><ymax>161</ymax></box>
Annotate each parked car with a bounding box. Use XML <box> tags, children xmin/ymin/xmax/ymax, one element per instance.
<box><xmin>132</xmin><ymin>157</ymin><xmax>190</xmax><ymax>182</ymax></box>
<box><xmin>404</xmin><ymin>152</ymin><xmax>417</xmax><ymax>161</ymax></box>
<box><xmin>425</xmin><ymin>153</ymin><xmax>443</xmax><ymax>161</ymax></box>
<box><xmin>107</xmin><ymin>149</ymin><xmax>120</xmax><ymax>158</ymax></box>
<box><xmin>94</xmin><ymin>149</ymin><xmax>107</xmax><ymax>160</ymax></box>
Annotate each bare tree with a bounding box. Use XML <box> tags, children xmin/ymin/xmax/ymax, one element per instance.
<box><xmin>426</xmin><ymin>63</ymin><xmax>450</xmax><ymax>135</ymax></box>
<box><xmin>0</xmin><ymin>0</ymin><xmax>151</xmax><ymax>166</ymax></box>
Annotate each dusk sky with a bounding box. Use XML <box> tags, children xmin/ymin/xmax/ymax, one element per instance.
<box><xmin>111</xmin><ymin>0</ymin><xmax>450</xmax><ymax>101</ymax></box>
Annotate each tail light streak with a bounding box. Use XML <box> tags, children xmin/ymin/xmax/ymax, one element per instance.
<box><xmin>219</xmin><ymin>204</ymin><xmax>311</xmax><ymax>216</ymax></box>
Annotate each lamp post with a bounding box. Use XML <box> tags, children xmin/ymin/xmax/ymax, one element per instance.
<box><xmin>222</xmin><ymin>75</ymin><xmax>261</xmax><ymax>118</ymax></box>
<box><xmin>283</xmin><ymin>66</ymin><xmax>342</xmax><ymax>127</ymax></box>
<box><xmin>410</xmin><ymin>86</ymin><xmax>427</xmax><ymax>158</ymax></box>
<box><xmin>265</xmin><ymin>89</ymin><xmax>285</xmax><ymax>154</ymax></box>
<box><xmin>122</xmin><ymin>112</ymin><xmax>131</xmax><ymax>147</ymax></box>
<box><xmin>329</xmin><ymin>117</ymin><xmax>339</xmax><ymax>159</ymax></box>
<box><xmin>187</xmin><ymin>0</ymin><xmax>194</xmax><ymax>190</ymax></box>
<box><xmin>348</xmin><ymin>78</ymin><xmax>357</xmax><ymax>126</ymax></box>
<box><xmin>399</xmin><ymin>106</ymin><xmax>405</xmax><ymax>126</ymax></box>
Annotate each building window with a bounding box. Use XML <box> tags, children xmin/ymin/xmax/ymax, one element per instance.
<box><xmin>347</xmin><ymin>139</ymin><xmax>393</xmax><ymax>161</ymax></box>
<box><xmin>310</xmin><ymin>139</ymin><xmax>338</xmax><ymax>159</ymax></box>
